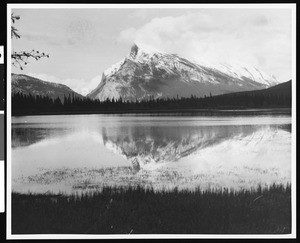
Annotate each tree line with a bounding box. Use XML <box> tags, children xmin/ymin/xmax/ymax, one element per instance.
<box><xmin>12</xmin><ymin>91</ymin><xmax>291</xmax><ymax>116</ymax></box>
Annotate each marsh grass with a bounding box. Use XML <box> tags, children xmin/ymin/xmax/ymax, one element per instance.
<box><xmin>12</xmin><ymin>183</ymin><xmax>291</xmax><ymax>234</ymax></box>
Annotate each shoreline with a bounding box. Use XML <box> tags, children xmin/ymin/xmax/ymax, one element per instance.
<box><xmin>12</xmin><ymin>107</ymin><xmax>291</xmax><ymax>117</ymax></box>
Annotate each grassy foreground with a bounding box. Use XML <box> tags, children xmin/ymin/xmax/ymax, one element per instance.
<box><xmin>12</xmin><ymin>184</ymin><xmax>291</xmax><ymax>234</ymax></box>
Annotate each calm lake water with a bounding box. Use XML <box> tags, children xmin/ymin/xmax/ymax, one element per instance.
<box><xmin>12</xmin><ymin>112</ymin><xmax>292</xmax><ymax>194</ymax></box>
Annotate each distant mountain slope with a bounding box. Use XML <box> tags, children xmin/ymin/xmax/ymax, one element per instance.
<box><xmin>12</xmin><ymin>74</ymin><xmax>83</xmax><ymax>100</ymax></box>
<box><xmin>255</xmin><ymin>80</ymin><xmax>291</xmax><ymax>96</ymax></box>
<box><xmin>206</xmin><ymin>80</ymin><xmax>291</xmax><ymax>109</ymax></box>
<box><xmin>88</xmin><ymin>44</ymin><xmax>280</xmax><ymax>101</ymax></box>
<box><xmin>220</xmin><ymin>80</ymin><xmax>291</xmax><ymax>97</ymax></box>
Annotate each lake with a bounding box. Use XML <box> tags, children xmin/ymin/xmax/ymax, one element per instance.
<box><xmin>11</xmin><ymin>112</ymin><xmax>291</xmax><ymax>194</ymax></box>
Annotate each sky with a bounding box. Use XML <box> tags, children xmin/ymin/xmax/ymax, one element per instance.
<box><xmin>11</xmin><ymin>6</ymin><xmax>293</xmax><ymax>96</ymax></box>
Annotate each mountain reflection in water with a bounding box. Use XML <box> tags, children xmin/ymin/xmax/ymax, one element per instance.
<box><xmin>11</xmin><ymin>115</ymin><xmax>291</xmax><ymax>193</ymax></box>
<box><xmin>102</xmin><ymin>124</ymin><xmax>281</xmax><ymax>169</ymax></box>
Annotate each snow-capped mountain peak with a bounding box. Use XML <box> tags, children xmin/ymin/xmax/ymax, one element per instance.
<box><xmin>103</xmin><ymin>44</ymin><xmax>162</xmax><ymax>78</ymax></box>
<box><xmin>126</xmin><ymin>43</ymin><xmax>166</xmax><ymax>64</ymax></box>
<box><xmin>129</xmin><ymin>43</ymin><xmax>163</xmax><ymax>58</ymax></box>
<box><xmin>88</xmin><ymin>44</ymin><xmax>280</xmax><ymax>101</ymax></box>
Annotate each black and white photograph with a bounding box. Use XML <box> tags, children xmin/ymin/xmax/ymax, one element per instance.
<box><xmin>0</xmin><ymin>65</ymin><xmax>4</xmax><ymax>110</ymax></box>
<box><xmin>0</xmin><ymin>115</ymin><xmax>3</xmax><ymax>161</ymax></box>
<box><xmin>7</xmin><ymin>3</ymin><xmax>296</xmax><ymax>239</ymax></box>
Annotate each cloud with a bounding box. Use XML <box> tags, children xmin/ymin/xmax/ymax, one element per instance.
<box><xmin>118</xmin><ymin>10</ymin><xmax>292</xmax><ymax>81</ymax></box>
<box><xmin>22</xmin><ymin>32</ymin><xmax>64</xmax><ymax>46</ymax></box>
<box><xmin>27</xmin><ymin>73</ymin><xmax>102</xmax><ymax>96</ymax></box>
<box><xmin>81</xmin><ymin>75</ymin><xmax>103</xmax><ymax>96</ymax></box>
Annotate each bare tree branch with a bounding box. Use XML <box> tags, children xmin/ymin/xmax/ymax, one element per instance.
<box><xmin>12</xmin><ymin>50</ymin><xmax>49</xmax><ymax>70</ymax></box>
<box><xmin>11</xmin><ymin>12</ymin><xmax>49</xmax><ymax>69</ymax></box>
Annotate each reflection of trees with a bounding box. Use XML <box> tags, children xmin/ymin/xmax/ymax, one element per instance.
<box><xmin>277</xmin><ymin>124</ymin><xmax>291</xmax><ymax>133</ymax></box>
<box><xmin>102</xmin><ymin>125</ymin><xmax>262</xmax><ymax>168</ymax></box>
<box><xmin>12</xmin><ymin>127</ymin><xmax>69</xmax><ymax>148</ymax></box>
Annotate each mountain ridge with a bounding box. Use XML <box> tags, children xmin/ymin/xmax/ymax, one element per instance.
<box><xmin>218</xmin><ymin>80</ymin><xmax>291</xmax><ymax>97</ymax></box>
<box><xmin>12</xmin><ymin>73</ymin><xmax>84</xmax><ymax>100</ymax></box>
<box><xmin>88</xmin><ymin>44</ymin><xmax>280</xmax><ymax>101</ymax></box>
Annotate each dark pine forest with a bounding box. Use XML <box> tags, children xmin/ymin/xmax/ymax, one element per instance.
<box><xmin>12</xmin><ymin>80</ymin><xmax>291</xmax><ymax>116</ymax></box>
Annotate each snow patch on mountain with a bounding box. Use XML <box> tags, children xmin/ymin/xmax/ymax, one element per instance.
<box><xmin>88</xmin><ymin>44</ymin><xmax>280</xmax><ymax>101</ymax></box>
<box><xmin>103</xmin><ymin>58</ymin><xmax>126</xmax><ymax>77</ymax></box>
<box><xmin>216</xmin><ymin>62</ymin><xmax>279</xmax><ymax>87</ymax></box>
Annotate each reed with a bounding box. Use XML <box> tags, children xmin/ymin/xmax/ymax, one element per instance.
<box><xmin>12</xmin><ymin>183</ymin><xmax>291</xmax><ymax>234</ymax></box>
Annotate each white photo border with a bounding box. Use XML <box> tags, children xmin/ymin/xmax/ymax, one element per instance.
<box><xmin>6</xmin><ymin>3</ymin><xmax>297</xmax><ymax>240</ymax></box>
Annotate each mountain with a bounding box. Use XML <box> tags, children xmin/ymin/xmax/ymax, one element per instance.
<box><xmin>247</xmin><ymin>79</ymin><xmax>291</xmax><ymax>96</ymax></box>
<box><xmin>12</xmin><ymin>73</ymin><xmax>83</xmax><ymax>100</ymax></box>
<box><xmin>88</xmin><ymin>44</ymin><xmax>280</xmax><ymax>101</ymax></box>
<box><xmin>263</xmin><ymin>80</ymin><xmax>291</xmax><ymax>95</ymax></box>
<box><xmin>219</xmin><ymin>80</ymin><xmax>291</xmax><ymax>97</ymax></box>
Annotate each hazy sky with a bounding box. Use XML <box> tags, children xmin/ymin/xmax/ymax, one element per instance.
<box><xmin>11</xmin><ymin>7</ymin><xmax>293</xmax><ymax>95</ymax></box>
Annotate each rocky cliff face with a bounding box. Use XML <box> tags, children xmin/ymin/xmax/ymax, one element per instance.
<box><xmin>88</xmin><ymin>44</ymin><xmax>279</xmax><ymax>101</ymax></box>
